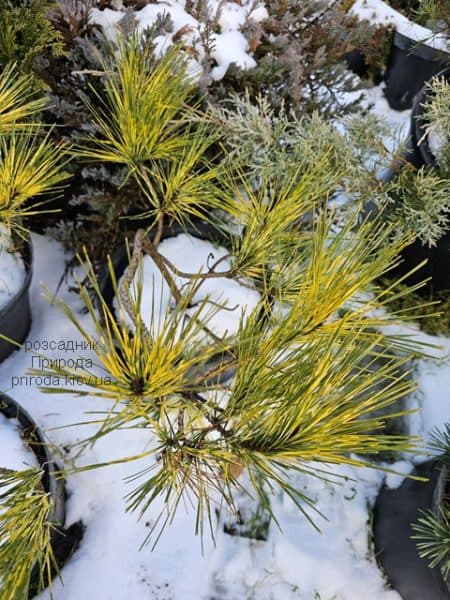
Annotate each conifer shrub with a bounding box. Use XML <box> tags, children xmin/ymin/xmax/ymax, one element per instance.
<box><xmin>29</xmin><ymin>38</ymin><xmax>433</xmax><ymax>546</ymax></box>
<box><xmin>0</xmin><ymin>0</ymin><xmax>63</xmax><ymax>82</ymax></box>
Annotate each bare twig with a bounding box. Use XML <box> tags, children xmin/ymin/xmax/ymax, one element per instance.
<box><xmin>140</xmin><ymin>230</ymin><xmax>184</xmax><ymax>303</ymax></box>
<box><xmin>123</xmin><ymin>230</ymin><xmax>234</xmax><ymax>350</ymax></box>
<box><xmin>118</xmin><ymin>230</ymin><xmax>152</xmax><ymax>346</ymax></box>
<box><xmin>153</xmin><ymin>213</ymin><xmax>164</xmax><ymax>246</ymax></box>
<box><xmin>192</xmin><ymin>356</ymin><xmax>238</xmax><ymax>386</ymax></box>
<box><xmin>159</xmin><ymin>251</ymin><xmax>234</xmax><ymax>280</ymax></box>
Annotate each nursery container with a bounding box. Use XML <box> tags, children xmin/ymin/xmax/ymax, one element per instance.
<box><xmin>0</xmin><ymin>393</ymin><xmax>65</xmax><ymax>526</ymax></box>
<box><xmin>366</xmin><ymin>163</ymin><xmax>450</xmax><ymax>294</ymax></box>
<box><xmin>373</xmin><ymin>460</ymin><xmax>450</xmax><ymax>599</ymax></box>
<box><xmin>0</xmin><ymin>393</ymin><xmax>83</xmax><ymax>597</ymax></box>
<box><xmin>0</xmin><ymin>237</ymin><xmax>33</xmax><ymax>363</ymax></box>
<box><xmin>388</xmin><ymin>67</ymin><xmax>450</xmax><ymax>293</ymax></box>
<box><xmin>384</xmin><ymin>31</ymin><xmax>449</xmax><ymax>111</ymax></box>
<box><xmin>406</xmin><ymin>67</ymin><xmax>450</xmax><ymax>168</ymax></box>
<box><xmin>343</xmin><ymin>48</ymin><xmax>370</xmax><ymax>78</ymax></box>
<box><xmin>387</xmin><ymin>229</ymin><xmax>450</xmax><ymax>293</ymax></box>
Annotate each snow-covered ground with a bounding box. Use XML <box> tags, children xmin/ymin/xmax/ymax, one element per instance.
<box><xmin>0</xmin><ymin>413</ymin><xmax>38</xmax><ymax>471</ymax></box>
<box><xmin>0</xmin><ymin>232</ymin><xmax>409</xmax><ymax>600</ymax></box>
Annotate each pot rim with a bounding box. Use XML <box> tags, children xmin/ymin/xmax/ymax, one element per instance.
<box><xmin>0</xmin><ymin>392</ymin><xmax>65</xmax><ymax>528</ymax></box>
<box><xmin>393</xmin><ymin>31</ymin><xmax>449</xmax><ymax>62</ymax></box>
<box><xmin>0</xmin><ymin>235</ymin><xmax>33</xmax><ymax>320</ymax></box>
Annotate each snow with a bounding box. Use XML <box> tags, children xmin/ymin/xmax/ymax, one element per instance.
<box><xmin>135</xmin><ymin>3</ymin><xmax>198</xmax><ymax>34</ymax></box>
<box><xmin>207</xmin><ymin>465</ymin><xmax>400</xmax><ymax>600</ymax></box>
<box><xmin>216</xmin><ymin>2</ymin><xmax>249</xmax><ymax>30</ymax></box>
<box><xmin>428</xmin><ymin>129</ymin><xmax>448</xmax><ymax>163</ymax></box>
<box><xmin>210</xmin><ymin>30</ymin><xmax>256</xmax><ymax>81</ymax></box>
<box><xmin>351</xmin><ymin>0</ymin><xmax>450</xmax><ymax>52</ymax></box>
<box><xmin>361</xmin><ymin>84</ymin><xmax>411</xmax><ymax>136</ymax></box>
<box><xmin>0</xmin><ymin>414</ymin><xmax>38</xmax><ymax>471</ymax></box>
<box><xmin>89</xmin><ymin>7</ymin><xmax>124</xmax><ymax>41</ymax></box>
<box><xmin>248</xmin><ymin>5</ymin><xmax>269</xmax><ymax>23</ymax></box>
<box><xmin>384</xmin><ymin>460</ymin><xmax>415</xmax><ymax>489</ymax></box>
<box><xmin>0</xmin><ymin>226</ymin><xmax>26</xmax><ymax>312</ymax></box>
<box><xmin>89</xmin><ymin>1</ymin><xmax>267</xmax><ymax>82</ymax></box>
<box><xmin>414</xmin><ymin>335</ymin><xmax>450</xmax><ymax>440</ymax></box>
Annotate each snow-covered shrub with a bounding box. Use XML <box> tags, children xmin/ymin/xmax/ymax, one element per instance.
<box><xmin>205</xmin><ymin>0</ymin><xmax>391</xmax><ymax>115</ymax></box>
<box><xmin>89</xmin><ymin>0</ymin><xmax>391</xmax><ymax>117</ymax></box>
<box><xmin>38</xmin><ymin>2</ymin><xmax>392</xmax><ymax>260</ymax></box>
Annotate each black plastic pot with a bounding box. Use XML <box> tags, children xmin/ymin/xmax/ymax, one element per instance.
<box><xmin>343</xmin><ymin>48</ymin><xmax>370</xmax><ymax>78</ymax></box>
<box><xmin>373</xmin><ymin>460</ymin><xmax>450</xmax><ymax>599</ymax></box>
<box><xmin>384</xmin><ymin>31</ymin><xmax>449</xmax><ymax>111</ymax></box>
<box><xmin>406</xmin><ymin>67</ymin><xmax>450</xmax><ymax>169</ymax></box>
<box><xmin>372</xmin><ymin>163</ymin><xmax>450</xmax><ymax>293</ymax></box>
<box><xmin>388</xmin><ymin>230</ymin><xmax>450</xmax><ymax>293</ymax></box>
<box><xmin>0</xmin><ymin>237</ymin><xmax>33</xmax><ymax>363</ymax></box>
<box><xmin>388</xmin><ymin>67</ymin><xmax>450</xmax><ymax>293</ymax></box>
<box><xmin>0</xmin><ymin>393</ymin><xmax>83</xmax><ymax>598</ymax></box>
